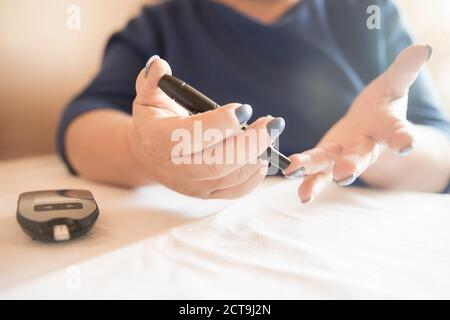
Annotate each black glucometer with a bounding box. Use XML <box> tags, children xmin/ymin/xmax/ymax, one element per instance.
<box><xmin>16</xmin><ymin>190</ymin><xmax>99</xmax><ymax>242</ymax></box>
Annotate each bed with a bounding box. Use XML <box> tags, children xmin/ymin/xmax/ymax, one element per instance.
<box><xmin>1</xmin><ymin>155</ymin><xmax>449</xmax><ymax>299</ymax></box>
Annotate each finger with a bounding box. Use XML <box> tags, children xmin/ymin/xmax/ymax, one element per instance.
<box><xmin>375</xmin><ymin>113</ymin><xmax>415</xmax><ymax>155</ymax></box>
<box><xmin>378</xmin><ymin>44</ymin><xmax>432</xmax><ymax>100</ymax></box>
<box><xmin>333</xmin><ymin>138</ymin><xmax>378</xmax><ymax>186</ymax></box>
<box><xmin>158</xmin><ymin>103</ymin><xmax>253</xmax><ymax>154</ymax></box>
<box><xmin>170</xmin><ymin>162</ymin><xmax>267</xmax><ymax>199</ymax></box>
<box><xmin>135</xmin><ymin>55</ymin><xmax>189</xmax><ymax>117</ymax></box>
<box><xmin>298</xmin><ymin>168</ymin><xmax>333</xmax><ymax>204</ymax></box>
<box><xmin>208</xmin><ymin>164</ymin><xmax>268</xmax><ymax>199</ymax></box>
<box><xmin>284</xmin><ymin>143</ymin><xmax>342</xmax><ymax>178</ymax></box>
<box><xmin>176</xmin><ymin>116</ymin><xmax>282</xmax><ymax>180</ymax></box>
<box><xmin>387</xmin><ymin>125</ymin><xmax>415</xmax><ymax>156</ymax></box>
<box><xmin>206</xmin><ymin>162</ymin><xmax>268</xmax><ymax>191</ymax></box>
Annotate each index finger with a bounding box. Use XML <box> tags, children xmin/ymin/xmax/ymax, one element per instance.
<box><xmin>284</xmin><ymin>143</ymin><xmax>342</xmax><ymax>178</ymax></box>
<box><xmin>157</xmin><ymin>103</ymin><xmax>254</xmax><ymax>155</ymax></box>
<box><xmin>174</xmin><ymin>116</ymin><xmax>281</xmax><ymax>180</ymax></box>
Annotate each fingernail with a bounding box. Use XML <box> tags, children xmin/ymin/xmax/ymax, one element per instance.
<box><xmin>145</xmin><ymin>55</ymin><xmax>160</xmax><ymax>77</ymax></box>
<box><xmin>285</xmin><ymin>154</ymin><xmax>311</xmax><ymax>178</ymax></box>
<box><xmin>335</xmin><ymin>173</ymin><xmax>357</xmax><ymax>186</ymax></box>
<box><xmin>426</xmin><ymin>44</ymin><xmax>433</xmax><ymax>61</ymax></box>
<box><xmin>235</xmin><ymin>104</ymin><xmax>253</xmax><ymax>125</ymax></box>
<box><xmin>285</xmin><ymin>167</ymin><xmax>305</xmax><ymax>179</ymax></box>
<box><xmin>398</xmin><ymin>144</ymin><xmax>414</xmax><ymax>157</ymax></box>
<box><xmin>266</xmin><ymin>117</ymin><xmax>286</xmax><ymax>140</ymax></box>
<box><xmin>302</xmin><ymin>195</ymin><xmax>314</xmax><ymax>204</ymax></box>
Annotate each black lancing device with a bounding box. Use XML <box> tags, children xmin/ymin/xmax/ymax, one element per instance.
<box><xmin>158</xmin><ymin>74</ymin><xmax>291</xmax><ymax>170</ymax></box>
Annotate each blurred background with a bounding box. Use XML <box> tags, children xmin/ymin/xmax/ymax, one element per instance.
<box><xmin>0</xmin><ymin>0</ymin><xmax>449</xmax><ymax>160</ymax></box>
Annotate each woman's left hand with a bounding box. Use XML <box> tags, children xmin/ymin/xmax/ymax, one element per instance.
<box><xmin>284</xmin><ymin>44</ymin><xmax>432</xmax><ymax>203</ymax></box>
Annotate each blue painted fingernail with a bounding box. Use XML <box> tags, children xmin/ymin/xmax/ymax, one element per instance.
<box><xmin>235</xmin><ymin>104</ymin><xmax>253</xmax><ymax>125</ymax></box>
<box><xmin>302</xmin><ymin>195</ymin><xmax>314</xmax><ymax>204</ymax></box>
<box><xmin>267</xmin><ymin>117</ymin><xmax>286</xmax><ymax>140</ymax></box>
<box><xmin>145</xmin><ymin>55</ymin><xmax>160</xmax><ymax>77</ymax></box>
<box><xmin>285</xmin><ymin>167</ymin><xmax>305</xmax><ymax>179</ymax></box>
<box><xmin>335</xmin><ymin>173</ymin><xmax>357</xmax><ymax>186</ymax></box>
<box><xmin>426</xmin><ymin>44</ymin><xmax>433</xmax><ymax>61</ymax></box>
<box><xmin>398</xmin><ymin>144</ymin><xmax>414</xmax><ymax>157</ymax></box>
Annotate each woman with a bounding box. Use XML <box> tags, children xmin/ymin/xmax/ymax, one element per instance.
<box><xmin>58</xmin><ymin>0</ymin><xmax>450</xmax><ymax>202</ymax></box>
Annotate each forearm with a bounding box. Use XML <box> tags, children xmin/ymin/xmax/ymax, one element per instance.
<box><xmin>361</xmin><ymin>124</ymin><xmax>450</xmax><ymax>192</ymax></box>
<box><xmin>65</xmin><ymin>109</ymin><xmax>153</xmax><ymax>188</ymax></box>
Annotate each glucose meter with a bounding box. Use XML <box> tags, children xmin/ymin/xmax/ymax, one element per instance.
<box><xmin>16</xmin><ymin>189</ymin><xmax>99</xmax><ymax>242</ymax></box>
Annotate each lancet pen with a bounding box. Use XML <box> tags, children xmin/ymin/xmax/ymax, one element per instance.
<box><xmin>158</xmin><ymin>74</ymin><xmax>291</xmax><ymax>170</ymax></box>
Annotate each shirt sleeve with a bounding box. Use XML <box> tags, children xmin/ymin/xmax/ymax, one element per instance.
<box><xmin>56</xmin><ymin>9</ymin><xmax>159</xmax><ymax>174</ymax></box>
<box><xmin>383</xmin><ymin>0</ymin><xmax>450</xmax><ymax>139</ymax></box>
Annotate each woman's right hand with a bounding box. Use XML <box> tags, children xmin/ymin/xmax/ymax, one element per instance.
<box><xmin>127</xmin><ymin>56</ymin><xmax>285</xmax><ymax>199</ymax></box>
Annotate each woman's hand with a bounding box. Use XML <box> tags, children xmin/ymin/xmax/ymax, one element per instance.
<box><xmin>284</xmin><ymin>44</ymin><xmax>432</xmax><ymax>202</ymax></box>
<box><xmin>128</xmin><ymin>56</ymin><xmax>285</xmax><ymax>199</ymax></box>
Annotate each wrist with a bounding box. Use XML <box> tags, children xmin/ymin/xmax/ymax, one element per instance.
<box><xmin>123</xmin><ymin>118</ymin><xmax>155</xmax><ymax>186</ymax></box>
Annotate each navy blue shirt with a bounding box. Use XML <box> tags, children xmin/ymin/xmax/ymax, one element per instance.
<box><xmin>57</xmin><ymin>0</ymin><xmax>450</xmax><ymax>189</ymax></box>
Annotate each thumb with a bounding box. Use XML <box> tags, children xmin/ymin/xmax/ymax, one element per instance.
<box><xmin>136</xmin><ymin>55</ymin><xmax>171</xmax><ymax>102</ymax></box>
<box><xmin>379</xmin><ymin>44</ymin><xmax>432</xmax><ymax>99</ymax></box>
<box><xmin>134</xmin><ymin>55</ymin><xmax>189</xmax><ymax>116</ymax></box>
<box><xmin>379</xmin><ymin>44</ymin><xmax>433</xmax><ymax>99</ymax></box>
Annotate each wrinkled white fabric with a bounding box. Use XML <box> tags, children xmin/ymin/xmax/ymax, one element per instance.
<box><xmin>1</xmin><ymin>156</ymin><xmax>449</xmax><ymax>299</ymax></box>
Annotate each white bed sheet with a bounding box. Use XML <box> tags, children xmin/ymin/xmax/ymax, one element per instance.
<box><xmin>1</xmin><ymin>155</ymin><xmax>449</xmax><ymax>299</ymax></box>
